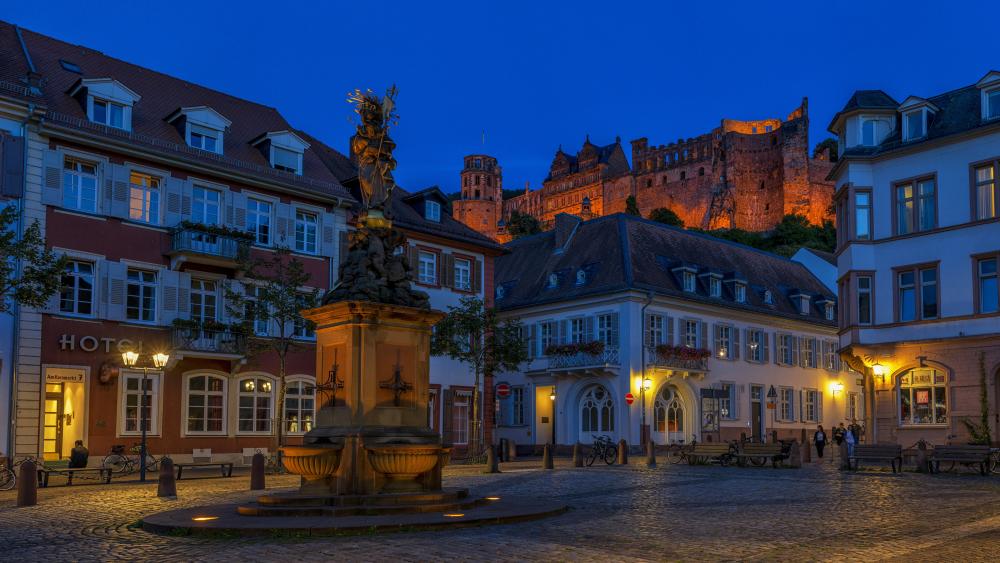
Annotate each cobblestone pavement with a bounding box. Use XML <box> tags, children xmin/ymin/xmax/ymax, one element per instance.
<box><xmin>1</xmin><ymin>457</ymin><xmax>999</xmax><ymax>561</ymax></box>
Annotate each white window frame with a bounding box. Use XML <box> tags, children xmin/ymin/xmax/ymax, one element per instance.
<box><xmin>715</xmin><ymin>324</ymin><xmax>733</xmax><ymax>360</ymax></box>
<box><xmin>747</xmin><ymin>329</ymin><xmax>766</xmax><ymax>363</ymax></box>
<box><xmin>237</xmin><ymin>376</ymin><xmax>275</xmax><ymax>435</ymax></box>
<box><xmin>898</xmin><ymin>368</ymin><xmax>948</xmax><ymax>426</ymax></box>
<box><xmin>570</xmin><ymin>317</ymin><xmax>586</xmax><ymax>343</ymax></box>
<box><xmin>188</xmin><ymin>124</ymin><xmax>222</xmax><ymax>154</ymax></box>
<box><xmin>646</xmin><ymin>314</ymin><xmax>665</xmax><ymax>347</ymax></box>
<box><xmin>985</xmin><ymin>87</ymin><xmax>1000</xmax><ymax>121</ymax></box>
<box><xmin>805</xmin><ymin>389</ymin><xmax>818</xmax><ymax>422</ymax></box>
<box><xmin>418</xmin><ymin>251</ymin><xmax>438</xmax><ymax>285</ymax></box>
<box><xmin>292</xmin><ymin>293</ymin><xmax>316</xmax><ymax>341</ymax></box>
<box><xmin>425</xmin><ymin>200</ymin><xmax>441</xmax><ymax>222</ymax></box>
<box><xmin>190</xmin><ymin>278</ymin><xmax>218</xmax><ymax>323</ymax></box>
<box><xmin>183</xmin><ymin>373</ymin><xmax>228</xmax><ymax>436</ymax></box>
<box><xmin>284</xmin><ymin>377</ymin><xmax>316</xmax><ymax>435</ymax></box>
<box><xmin>119</xmin><ymin>370</ymin><xmax>162</xmax><ymax>436</ymax></box>
<box><xmin>294</xmin><ymin>210</ymin><xmax>318</xmax><ymax>254</ymax></box>
<box><xmin>62</xmin><ymin>156</ymin><xmax>99</xmax><ymax>213</ymax></box>
<box><xmin>683</xmin><ymin>320</ymin><xmax>699</xmax><ymax>348</ymax></box>
<box><xmin>270</xmin><ymin>145</ymin><xmax>303</xmax><ymax>174</ymax></box>
<box><xmin>597</xmin><ymin>313</ymin><xmax>617</xmax><ymax>347</ymax></box>
<box><xmin>709</xmin><ymin>277</ymin><xmax>721</xmax><ymax>298</ymax></box>
<box><xmin>719</xmin><ymin>382</ymin><xmax>736</xmax><ymax>420</ymax></box>
<box><xmin>454</xmin><ymin>257</ymin><xmax>471</xmax><ymax>291</ymax></box>
<box><xmin>60</xmin><ymin>260</ymin><xmax>96</xmax><ymax>317</ymax></box>
<box><xmin>128</xmin><ymin>172</ymin><xmax>160</xmax><ymax>224</ymax></box>
<box><xmin>452</xmin><ymin>390</ymin><xmax>471</xmax><ymax>445</ymax></box>
<box><xmin>902</xmin><ymin>109</ymin><xmax>926</xmax><ymax>141</ymax></box>
<box><xmin>540</xmin><ymin>321</ymin><xmax>556</xmax><ymax>355</ymax></box>
<box><xmin>683</xmin><ymin>272</ymin><xmax>696</xmax><ymax>292</ymax></box>
<box><xmin>91</xmin><ymin>97</ymin><xmax>126</xmax><ymax>130</ymax></box>
<box><xmin>779</xmin><ymin>387</ymin><xmax>794</xmax><ymax>421</ymax></box>
<box><xmin>778</xmin><ymin>334</ymin><xmax>794</xmax><ymax>365</ymax></box>
<box><xmin>191</xmin><ymin>185</ymin><xmax>222</xmax><ymax>226</ymax></box>
<box><xmin>125</xmin><ymin>268</ymin><xmax>158</xmax><ymax>323</ymax></box>
<box><xmin>246</xmin><ymin>198</ymin><xmax>272</xmax><ymax>246</ymax></box>
<box><xmin>511</xmin><ymin>386</ymin><xmax>526</xmax><ymax>426</ymax></box>
<box><xmin>735</xmin><ymin>283</ymin><xmax>746</xmax><ymax>303</ymax></box>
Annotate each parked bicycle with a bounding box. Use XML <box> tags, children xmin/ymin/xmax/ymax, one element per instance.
<box><xmin>990</xmin><ymin>448</ymin><xmax>1000</xmax><ymax>475</ymax></box>
<box><xmin>0</xmin><ymin>457</ymin><xmax>43</xmax><ymax>491</ymax></box>
<box><xmin>586</xmin><ymin>435</ymin><xmax>618</xmax><ymax>466</ymax></box>
<box><xmin>102</xmin><ymin>443</ymin><xmax>162</xmax><ymax>475</ymax></box>
<box><xmin>663</xmin><ymin>441</ymin><xmax>693</xmax><ymax>465</ymax></box>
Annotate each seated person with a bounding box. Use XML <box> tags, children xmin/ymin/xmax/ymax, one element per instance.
<box><xmin>68</xmin><ymin>440</ymin><xmax>89</xmax><ymax>468</ymax></box>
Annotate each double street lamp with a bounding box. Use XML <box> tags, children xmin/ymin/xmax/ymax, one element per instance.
<box><xmin>121</xmin><ymin>348</ymin><xmax>169</xmax><ymax>482</ymax></box>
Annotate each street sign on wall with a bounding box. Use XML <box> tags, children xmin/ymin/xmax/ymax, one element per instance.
<box><xmin>625</xmin><ymin>392</ymin><xmax>635</xmax><ymax>405</ymax></box>
<box><xmin>495</xmin><ymin>383</ymin><xmax>511</xmax><ymax>398</ymax></box>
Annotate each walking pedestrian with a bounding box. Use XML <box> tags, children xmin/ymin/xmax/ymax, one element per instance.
<box><xmin>833</xmin><ymin>422</ymin><xmax>846</xmax><ymax>446</ymax></box>
<box><xmin>814</xmin><ymin>425</ymin><xmax>827</xmax><ymax>459</ymax></box>
<box><xmin>844</xmin><ymin>424</ymin><xmax>856</xmax><ymax>458</ymax></box>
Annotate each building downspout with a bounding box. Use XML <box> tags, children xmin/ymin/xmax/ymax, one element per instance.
<box><xmin>639</xmin><ymin>290</ymin><xmax>654</xmax><ymax>445</ymax></box>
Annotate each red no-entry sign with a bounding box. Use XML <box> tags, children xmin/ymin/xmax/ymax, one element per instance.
<box><xmin>625</xmin><ymin>392</ymin><xmax>635</xmax><ymax>405</ymax></box>
<box><xmin>495</xmin><ymin>383</ymin><xmax>511</xmax><ymax>398</ymax></box>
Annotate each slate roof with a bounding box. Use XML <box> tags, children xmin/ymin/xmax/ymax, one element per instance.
<box><xmin>495</xmin><ymin>213</ymin><xmax>836</xmax><ymax>325</ymax></box>
<box><xmin>800</xmin><ymin>247</ymin><xmax>837</xmax><ymax>266</ymax></box>
<box><xmin>832</xmin><ymin>78</ymin><xmax>1000</xmax><ymax>159</ymax></box>
<box><xmin>0</xmin><ymin>20</ymin><xmax>351</xmax><ymax>202</ymax></box>
<box><xmin>545</xmin><ymin>139</ymin><xmax>630</xmax><ymax>181</ymax></box>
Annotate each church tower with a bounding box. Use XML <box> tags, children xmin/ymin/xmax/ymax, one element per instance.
<box><xmin>453</xmin><ymin>154</ymin><xmax>503</xmax><ymax>240</ymax></box>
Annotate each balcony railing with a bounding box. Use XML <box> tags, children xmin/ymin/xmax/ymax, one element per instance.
<box><xmin>645</xmin><ymin>347</ymin><xmax>709</xmax><ymax>372</ymax></box>
<box><xmin>172</xmin><ymin>327</ymin><xmax>246</xmax><ymax>355</ymax></box>
<box><xmin>170</xmin><ymin>226</ymin><xmax>249</xmax><ymax>262</ymax></box>
<box><xmin>547</xmin><ymin>346</ymin><xmax>620</xmax><ymax>370</ymax></box>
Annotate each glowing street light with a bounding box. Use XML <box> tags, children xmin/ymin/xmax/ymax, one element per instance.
<box><xmin>122</xmin><ymin>346</ymin><xmax>170</xmax><ymax>483</ymax></box>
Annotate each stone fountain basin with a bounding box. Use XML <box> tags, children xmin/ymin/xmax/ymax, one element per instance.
<box><xmin>280</xmin><ymin>445</ymin><xmax>344</xmax><ymax>478</ymax></box>
<box><xmin>365</xmin><ymin>444</ymin><xmax>442</xmax><ymax>478</ymax></box>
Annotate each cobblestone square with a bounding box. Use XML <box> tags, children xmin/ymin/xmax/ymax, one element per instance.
<box><xmin>2</xmin><ymin>458</ymin><xmax>999</xmax><ymax>561</ymax></box>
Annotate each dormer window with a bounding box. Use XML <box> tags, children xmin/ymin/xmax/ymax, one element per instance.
<box><xmin>575</xmin><ymin>269</ymin><xmax>586</xmax><ymax>286</ymax></box>
<box><xmin>860</xmin><ymin>117</ymin><xmax>890</xmax><ymax>146</ymax></box>
<box><xmin>425</xmin><ymin>200</ymin><xmax>441</xmax><ymax>222</ymax></box>
<box><xmin>825</xmin><ymin>302</ymin><xmax>835</xmax><ymax>321</ymax></box>
<box><xmin>735</xmin><ymin>283</ymin><xmax>746</xmax><ymax>303</ymax></box>
<box><xmin>69</xmin><ymin>78</ymin><xmax>140</xmax><ymax>131</ymax></box>
<box><xmin>166</xmin><ymin>106</ymin><xmax>230</xmax><ymax>155</ymax></box>
<box><xmin>496</xmin><ymin>285</ymin><xmax>505</xmax><ymax>300</ymax></box>
<box><xmin>189</xmin><ymin>126</ymin><xmax>219</xmax><ymax>152</ymax></box>
<box><xmin>987</xmin><ymin>88</ymin><xmax>1000</xmax><ymax>121</ymax></box>
<box><xmin>251</xmin><ymin>131</ymin><xmax>309</xmax><ymax>176</ymax></box>
<box><xmin>709</xmin><ymin>277</ymin><xmax>721</xmax><ymax>298</ymax></box>
<box><xmin>547</xmin><ymin>274</ymin><xmax>559</xmax><ymax>289</ymax></box>
<box><xmin>764</xmin><ymin>290</ymin><xmax>774</xmax><ymax>305</ymax></box>
<box><xmin>683</xmin><ymin>272</ymin><xmax>696</xmax><ymax>292</ymax></box>
<box><xmin>798</xmin><ymin>295</ymin><xmax>811</xmax><ymax>315</ymax></box>
<box><xmin>903</xmin><ymin>110</ymin><xmax>925</xmax><ymax>141</ymax></box>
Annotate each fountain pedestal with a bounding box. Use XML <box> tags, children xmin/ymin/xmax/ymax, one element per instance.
<box><xmin>285</xmin><ymin>301</ymin><xmax>447</xmax><ymax>496</ymax></box>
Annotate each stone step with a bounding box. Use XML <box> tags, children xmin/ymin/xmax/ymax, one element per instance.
<box><xmin>256</xmin><ymin>487</ymin><xmax>470</xmax><ymax>507</ymax></box>
<box><xmin>237</xmin><ymin>497</ymin><xmax>487</xmax><ymax>518</ymax></box>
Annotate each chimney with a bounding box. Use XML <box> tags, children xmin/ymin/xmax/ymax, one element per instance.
<box><xmin>553</xmin><ymin>213</ymin><xmax>582</xmax><ymax>250</ymax></box>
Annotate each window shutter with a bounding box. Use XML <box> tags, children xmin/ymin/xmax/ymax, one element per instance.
<box><xmin>798</xmin><ymin>390</ymin><xmax>804</xmax><ymax>422</ymax></box>
<box><xmin>665</xmin><ymin>315</ymin><xmax>673</xmax><ymax>346</ymax></box>
<box><xmin>407</xmin><ymin>245</ymin><xmax>418</xmax><ymax>273</ymax></box>
<box><xmin>585</xmin><ymin>316</ymin><xmax>595</xmax><ymax>342</ymax></box>
<box><xmin>164</xmin><ymin>176</ymin><xmax>184</xmax><ymax>226</ymax></box>
<box><xmin>762</xmin><ymin>331</ymin><xmax>770</xmax><ymax>363</ymax></box>
<box><xmin>817</xmin><ymin>391</ymin><xmax>823</xmax><ymax>423</ymax></box>
<box><xmin>794</xmin><ymin>336</ymin><xmax>802</xmax><ymax>367</ymax></box>
<box><xmin>109</xmin><ymin>164</ymin><xmax>130</xmax><ymax>219</ymax></box>
<box><xmin>610</xmin><ymin>312</ymin><xmax>620</xmax><ymax>347</ymax></box>
<box><xmin>643</xmin><ymin>313</ymin><xmax>651</xmax><ymax>348</ymax></box>
<box><xmin>177</xmin><ymin>271</ymin><xmax>191</xmax><ymax>316</ymax></box>
<box><xmin>180</xmin><ymin>180</ymin><xmax>192</xmax><ymax>218</ymax></box>
<box><xmin>732</xmin><ymin>327</ymin><xmax>740</xmax><ymax>360</ymax></box>
<box><xmin>699</xmin><ymin>321</ymin><xmax>708</xmax><ymax>350</ymax></box>
<box><xmin>560</xmin><ymin>320</ymin><xmax>569</xmax><ymax>344</ymax></box>
<box><xmin>234</xmin><ymin>194</ymin><xmax>248</xmax><ymax>230</ymax></box>
<box><xmin>734</xmin><ymin>384</ymin><xmax>743</xmax><ymax>419</ymax></box>
<box><xmin>713</xmin><ymin>324</ymin><xmax>721</xmax><ymax>356</ymax></box>
<box><xmin>442</xmin><ymin>253</ymin><xmax>455</xmax><ymax>289</ymax></box>
<box><xmin>773</xmin><ymin>333</ymin><xmax>780</xmax><ymax>365</ymax></box>
<box><xmin>161</xmin><ymin>270</ymin><xmax>180</xmax><ymax>324</ymax></box>
<box><xmin>527</xmin><ymin>324</ymin><xmax>537</xmax><ymax>359</ymax></box>
<box><xmin>1</xmin><ymin>135</ymin><xmax>25</xmax><ymax>198</ymax></box>
<box><xmin>473</xmin><ymin>259</ymin><xmax>483</xmax><ymax>293</ymax></box>
<box><xmin>105</xmin><ymin>261</ymin><xmax>127</xmax><ymax>321</ymax></box>
<box><xmin>41</xmin><ymin>148</ymin><xmax>62</xmax><ymax>206</ymax></box>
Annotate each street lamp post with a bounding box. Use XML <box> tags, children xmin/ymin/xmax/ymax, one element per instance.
<box><xmin>641</xmin><ymin>376</ymin><xmax>652</xmax><ymax>445</ymax></box>
<box><xmin>549</xmin><ymin>388</ymin><xmax>556</xmax><ymax>445</ymax></box>
<box><xmin>121</xmin><ymin>349</ymin><xmax>169</xmax><ymax>482</ymax></box>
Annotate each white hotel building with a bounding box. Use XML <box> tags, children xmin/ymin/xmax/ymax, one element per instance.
<box><xmin>493</xmin><ymin>213</ymin><xmax>862</xmax><ymax>449</ymax></box>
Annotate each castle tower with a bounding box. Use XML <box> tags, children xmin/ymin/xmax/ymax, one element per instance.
<box><xmin>453</xmin><ymin>154</ymin><xmax>503</xmax><ymax>240</ymax></box>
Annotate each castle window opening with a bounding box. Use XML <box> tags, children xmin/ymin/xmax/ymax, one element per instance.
<box><xmin>765</xmin><ymin>125</ymin><xmax>772</xmax><ymax>132</ymax></box>
<box><xmin>699</xmin><ymin>167</ymin><xmax>704</xmax><ymax>176</ymax></box>
<box><xmin>680</xmin><ymin>171</ymin><xmax>686</xmax><ymax>180</ymax></box>
<box><xmin>752</xmin><ymin>127</ymin><xmax>757</xmax><ymax>134</ymax></box>
<box><xmin>475</xmin><ymin>175</ymin><xmax>480</xmax><ymax>185</ymax></box>
<box><xmin>647</xmin><ymin>179</ymin><xmax>652</xmax><ymax>188</ymax></box>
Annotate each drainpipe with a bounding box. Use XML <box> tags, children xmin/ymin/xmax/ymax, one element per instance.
<box><xmin>639</xmin><ymin>290</ymin><xmax>654</xmax><ymax>446</ymax></box>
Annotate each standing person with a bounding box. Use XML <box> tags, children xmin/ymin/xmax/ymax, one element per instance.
<box><xmin>814</xmin><ymin>425</ymin><xmax>827</xmax><ymax>459</ymax></box>
<box><xmin>68</xmin><ymin>440</ymin><xmax>89</xmax><ymax>468</ymax></box>
<box><xmin>833</xmin><ymin>423</ymin><xmax>846</xmax><ymax>446</ymax></box>
<box><xmin>849</xmin><ymin>419</ymin><xmax>861</xmax><ymax>444</ymax></box>
<box><xmin>844</xmin><ymin>425</ymin><xmax>856</xmax><ymax>459</ymax></box>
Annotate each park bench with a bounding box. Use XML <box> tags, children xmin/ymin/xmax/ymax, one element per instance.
<box><xmin>174</xmin><ymin>462</ymin><xmax>234</xmax><ymax>480</ymax></box>
<box><xmin>687</xmin><ymin>443</ymin><xmax>734</xmax><ymax>466</ymax></box>
<box><xmin>37</xmin><ymin>466</ymin><xmax>113</xmax><ymax>487</ymax></box>
<box><xmin>930</xmin><ymin>445</ymin><xmax>991</xmax><ymax>476</ymax></box>
<box><xmin>849</xmin><ymin>444</ymin><xmax>903</xmax><ymax>473</ymax></box>
<box><xmin>733</xmin><ymin>443</ymin><xmax>788</xmax><ymax>468</ymax></box>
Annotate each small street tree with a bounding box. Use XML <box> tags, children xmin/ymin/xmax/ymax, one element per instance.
<box><xmin>648</xmin><ymin>207</ymin><xmax>684</xmax><ymax>227</ymax></box>
<box><xmin>0</xmin><ymin>205</ymin><xmax>68</xmax><ymax>314</ymax></box>
<box><xmin>226</xmin><ymin>246</ymin><xmax>320</xmax><ymax>451</ymax></box>
<box><xmin>507</xmin><ymin>210</ymin><xmax>541</xmax><ymax>239</ymax></box>
<box><xmin>625</xmin><ymin>195</ymin><xmax>641</xmax><ymax>216</ymax></box>
<box><xmin>430</xmin><ymin>296</ymin><xmax>527</xmax><ymax>453</ymax></box>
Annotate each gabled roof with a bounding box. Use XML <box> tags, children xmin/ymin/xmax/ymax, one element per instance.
<box><xmin>0</xmin><ymin>20</ymin><xmax>351</xmax><ymax>202</ymax></box>
<box><xmin>545</xmin><ymin>138</ymin><xmax>630</xmax><ymax>181</ymax></box>
<box><xmin>402</xmin><ymin>186</ymin><xmax>451</xmax><ymax>207</ymax></box>
<box><xmin>827</xmin><ymin>90</ymin><xmax>898</xmax><ymax>132</ymax></box>
<box><xmin>495</xmin><ymin>213</ymin><xmax>835</xmax><ymax>325</ymax></box>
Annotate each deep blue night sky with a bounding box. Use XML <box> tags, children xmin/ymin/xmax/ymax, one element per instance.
<box><xmin>3</xmin><ymin>1</ymin><xmax>998</xmax><ymax>195</ymax></box>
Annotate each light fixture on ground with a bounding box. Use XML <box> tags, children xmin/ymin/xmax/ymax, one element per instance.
<box><xmin>121</xmin><ymin>347</ymin><xmax>169</xmax><ymax>482</ymax></box>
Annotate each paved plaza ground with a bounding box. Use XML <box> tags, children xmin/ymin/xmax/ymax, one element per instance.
<box><xmin>1</xmin><ymin>456</ymin><xmax>999</xmax><ymax>561</ymax></box>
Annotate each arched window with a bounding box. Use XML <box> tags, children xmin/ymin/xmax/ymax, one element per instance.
<box><xmin>580</xmin><ymin>385</ymin><xmax>614</xmax><ymax>439</ymax></box>
<box><xmin>238</xmin><ymin>377</ymin><xmax>274</xmax><ymax>433</ymax></box>
<box><xmin>285</xmin><ymin>378</ymin><xmax>316</xmax><ymax>434</ymax></box>
<box><xmin>186</xmin><ymin>374</ymin><xmax>226</xmax><ymax>433</ymax></box>
<box><xmin>899</xmin><ymin>368</ymin><xmax>947</xmax><ymax>425</ymax></box>
<box><xmin>654</xmin><ymin>387</ymin><xmax>685</xmax><ymax>443</ymax></box>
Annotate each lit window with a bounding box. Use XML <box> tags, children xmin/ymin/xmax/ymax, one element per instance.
<box><xmin>272</xmin><ymin>146</ymin><xmax>300</xmax><ymax>174</ymax></box>
<box><xmin>285</xmin><ymin>380</ymin><xmax>315</xmax><ymax>434</ymax></box>
<box><xmin>898</xmin><ymin>368</ymin><xmax>947</xmax><ymax>425</ymax></box>
<box><xmin>128</xmin><ymin>172</ymin><xmax>160</xmax><ymax>224</ymax></box>
<box><xmin>747</xmin><ymin>329</ymin><xmax>766</xmax><ymax>362</ymax></box>
<box><xmin>60</xmin><ymin>260</ymin><xmax>94</xmax><ymax>316</ymax></box>
<box><xmin>418</xmin><ymin>251</ymin><xmax>437</xmax><ymax>284</ymax></box>
<box><xmin>126</xmin><ymin>268</ymin><xmax>157</xmax><ymax>322</ymax></box>
<box><xmin>425</xmin><ymin>200</ymin><xmax>441</xmax><ymax>221</ymax></box>
<box><xmin>186</xmin><ymin>375</ymin><xmax>226</xmax><ymax>433</ymax></box>
<box><xmin>295</xmin><ymin>211</ymin><xmax>318</xmax><ymax>254</ymax></box>
<box><xmin>974</xmin><ymin>164</ymin><xmax>998</xmax><ymax>220</ymax></box>
<box><xmin>714</xmin><ymin>325</ymin><xmax>733</xmax><ymax>360</ymax></box>
<box><xmin>246</xmin><ymin>198</ymin><xmax>272</xmax><ymax>245</ymax></box>
<box><xmin>719</xmin><ymin>382</ymin><xmax>735</xmax><ymax>419</ymax></box>
<box><xmin>238</xmin><ymin>378</ymin><xmax>273</xmax><ymax>433</ymax></box>
<box><xmin>454</xmin><ymin>257</ymin><xmax>471</xmax><ymax>291</ymax></box>
<box><xmin>191</xmin><ymin>186</ymin><xmax>221</xmax><ymax>225</ymax></box>
<box><xmin>978</xmin><ymin>258</ymin><xmax>998</xmax><ymax>313</ymax></box>
<box><xmin>62</xmin><ymin>157</ymin><xmax>98</xmax><ymax>213</ymax></box>
<box><xmin>92</xmin><ymin>99</ymin><xmax>125</xmax><ymax>129</ymax></box>
<box><xmin>895</xmin><ymin>179</ymin><xmax>936</xmax><ymax>235</ymax></box>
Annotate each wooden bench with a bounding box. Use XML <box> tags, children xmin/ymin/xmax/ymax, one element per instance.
<box><xmin>174</xmin><ymin>462</ymin><xmax>233</xmax><ymax>480</ymax></box>
<box><xmin>37</xmin><ymin>466</ymin><xmax>113</xmax><ymax>487</ymax></box>
<box><xmin>733</xmin><ymin>443</ymin><xmax>788</xmax><ymax>468</ymax></box>
<box><xmin>849</xmin><ymin>444</ymin><xmax>903</xmax><ymax>473</ymax></box>
<box><xmin>931</xmin><ymin>445</ymin><xmax>991</xmax><ymax>476</ymax></box>
<box><xmin>687</xmin><ymin>443</ymin><xmax>733</xmax><ymax>466</ymax></box>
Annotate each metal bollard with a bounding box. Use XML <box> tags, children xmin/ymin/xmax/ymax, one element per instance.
<box><xmin>542</xmin><ymin>444</ymin><xmax>554</xmax><ymax>470</ymax></box>
<box><xmin>572</xmin><ymin>443</ymin><xmax>583</xmax><ymax>467</ymax></box>
<box><xmin>17</xmin><ymin>459</ymin><xmax>37</xmax><ymax>507</ymax></box>
<box><xmin>484</xmin><ymin>445</ymin><xmax>501</xmax><ymax>474</ymax></box>
<box><xmin>507</xmin><ymin>439</ymin><xmax>517</xmax><ymax>461</ymax></box>
<box><xmin>800</xmin><ymin>429</ymin><xmax>811</xmax><ymax>463</ymax></box>
<box><xmin>618</xmin><ymin>439</ymin><xmax>628</xmax><ymax>465</ymax></box>
<box><xmin>158</xmin><ymin>457</ymin><xmax>177</xmax><ymax>499</ymax></box>
<box><xmin>250</xmin><ymin>452</ymin><xmax>266</xmax><ymax>490</ymax></box>
<box><xmin>646</xmin><ymin>441</ymin><xmax>656</xmax><ymax>468</ymax></box>
<box><xmin>915</xmin><ymin>440</ymin><xmax>929</xmax><ymax>473</ymax></box>
<box><xmin>789</xmin><ymin>441</ymin><xmax>802</xmax><ymax>468</ymax></box>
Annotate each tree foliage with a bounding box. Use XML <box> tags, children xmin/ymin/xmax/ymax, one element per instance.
<box><xmin>962</xmin><ymin>352</ymin><xmax>992</xmax><ymax>444</ymax></box>
<box><xmin>695</xmin><ymin>214</ymin><xmax>835</xmax><ymax>257</ymax></box>
<box><xmin>430</xmin><ymin>297</ymin><xmax>527</xmax><ymax>450</ymax></box>
<box><xmin>225</xmin><ymin>246</ymin><xmax>320</xmax><ymax>449</ymax></box>
<box><xmin>0</xmin><ymin>205</ymin><xmax>69</xmax><ymax>314</ymax></box>
<box><xmin>813</xmin><ymin>138</ymin><xmax>838</xmax><ymax>162</ymax></box>
<box><xmin>625</xmin><ymin>195</ymin><xmax>641</xmax><ymax>216</ymax></box>
<box><xmin>507</xmin><ymin>210</ymin><xmax>542</xmax><ymax>239</ymax></box>
<box><xmin>648</xmin><ymin>207</ymin><xmax>684</xmax><ymax>227</ymax></box>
